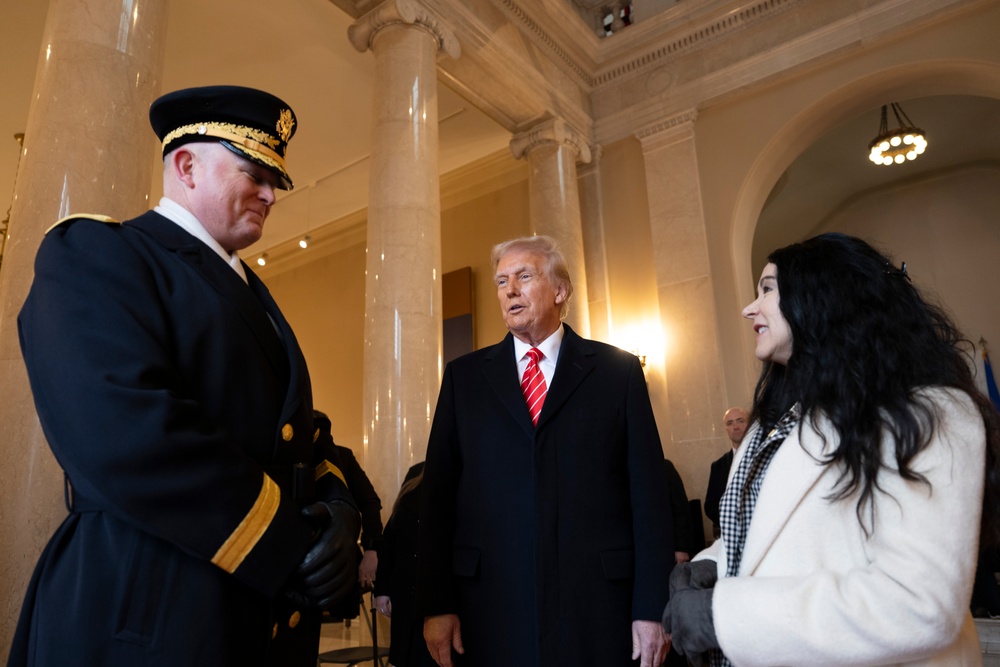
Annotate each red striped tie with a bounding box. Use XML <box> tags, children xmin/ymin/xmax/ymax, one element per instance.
<box><xmin>521</xmin><ymin>347</ymin><xmax>547</xmax><ymax>427</ymax></box>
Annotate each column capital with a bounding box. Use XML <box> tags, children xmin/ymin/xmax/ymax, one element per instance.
<box><xmin>635</xmin><ymin>109</ymin><xmax>698</xmax><ymax>153</ymax></box>
<box><xmin>509</xmin><ymin>117</ymin><xmax>592</xmax><ymax>164</ymax></box>
<box><xmin>348</xmin><ymin>0</ymin><xmax>460</xmax><ymax>59</ymax></box>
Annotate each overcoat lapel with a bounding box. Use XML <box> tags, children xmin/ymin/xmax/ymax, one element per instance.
<box><xmin>482</xmin><ymin>334</ymin><xmax>535</xmax><ymax>435</ymax></box>
<box><xmin>126</xmin><ymin>211</ymin><xmax>288</xmax><ymax>380</ymax></box>
<box><xmin>738</xmin><ymin>418</ymin><xmax>835</xmax><ymax>574</ymax></box>
<box><xmin>245</xmin><ymin>267</ymin><xmax>304</xmax><ymax>414</ymax></box>
<box><xmin>537</xmin><ymin>325</ymin><xmax>594</xmax><ymax>429</ymax></box>
<box><xmin>480</xmin><ymin>326</ymin><xmax>596</xmax><ymax>436</ymax></box>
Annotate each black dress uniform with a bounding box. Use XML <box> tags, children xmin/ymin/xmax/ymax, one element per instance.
<box><xmin>8</xmin><ymin>86</ymin><xmax>358</xmax><ymax>667</ymax></box>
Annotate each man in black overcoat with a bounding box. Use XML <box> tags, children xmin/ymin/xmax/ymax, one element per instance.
<box><xmin>417</xmin><ymin>235</ymin><xmax>673</xmax><ymax>667</ymax></box>
<box><xmin>704</xmin><ymin>407</ymin><xmax>748</xmax><ymax>538</ymax></box>
<box><xmin>9</xmin><ymin>86</ymin><xmax>359</xmax><ymax>667</ymax></box>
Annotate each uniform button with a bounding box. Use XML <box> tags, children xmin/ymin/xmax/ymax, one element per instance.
<box><xmin>289</xmin><ymin>611</ymin><xmax>301</xmax><ymax>628</ymax></box>
<box><xmin>282</xmin><ymin>424</ymin><xmax>294</xmax><ymax>441</ymax></box>
<box><xmin>272</xmin><ymin>622</ymin><xmax>279</xmax><ymax>638</ymax></box>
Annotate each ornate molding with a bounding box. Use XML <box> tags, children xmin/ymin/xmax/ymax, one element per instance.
<box><xmin>348</xmin><ymin>0</ymin><xmax>460</xmax><ymax>58</ymax></box>
<box><xmin>636</xmin><ymin>109</ymin><xmax>698</xmax><ymax>151</ymax></box>
<box><xmin>509</xmin><ymin>118</ymin><xmax>593</xmax><ymax>164</ymax></box>
<box><xmin>593</xmin><ymin>0</ymin><xmax>799</xmax><ymax>89</ymax></box>
<box><xmin>488</xmin><ymin>0</ymin><xmax>595</xmax><ymax>87</ymax></box>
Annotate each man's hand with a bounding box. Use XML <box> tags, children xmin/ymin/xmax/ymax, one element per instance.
<box><xmin>359</xmin><ymin>549</ymin><xmax>378</xmax><ymax>589</ymax></box>
<box><xmin>294</xmin><ymin>500</ymin><xmax>361</xmax><ymax>607</ymax></box>
<box><xmin>631</xmin><ymin>619</ymin><xmax>669</xmax><ymax>667</ymax></box>
<box><xmin>424</xmin><ymin>613</ymin><xmax>464</xmax><ymax>667</ymax></box>
<box><xmin>375</xmin><ymin>595</ymin><xmax>392</xmax><ymax>618</ymax></box>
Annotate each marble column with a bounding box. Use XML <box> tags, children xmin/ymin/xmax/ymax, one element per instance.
<box><xmin>349</xmin><ymin>0</ymin><xmax>459</xmax><ymax>515</ymax></box>
<box><xmin>637</xmin><ymin>111</ymin><xmax>727</xmax><ymax>540</ymax></box>
<box><xmin>0</xmin><ymin>0</ymin><xmax>167</xmax><ymax>650</ymax></box>
<box><xmin>510</xmin><ymin>118</ymin><xmax>592</xmax><ymax>337</ymax></box>
<box><xmin>577</xmin><ymin>145</ymin><xmax>612</xmax><ymax>342</ymax></box>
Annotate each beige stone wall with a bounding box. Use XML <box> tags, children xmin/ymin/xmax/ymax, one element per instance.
<box><xmin>264</xmin><ymin>240</ymin><xmax>369</xmax><ymax>452</ymax></box>
<box><xmin>816</xmin><ymin>165</ymin><xmax>1000</xmax><ymax>354</ymax></box>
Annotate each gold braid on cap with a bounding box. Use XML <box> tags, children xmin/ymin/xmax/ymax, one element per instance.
<box><xmin>162</xmin><ymin>122</ymin><xmax>288</xmax><ymax>174</ymax></box>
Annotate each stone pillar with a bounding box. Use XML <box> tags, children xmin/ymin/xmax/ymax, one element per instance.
<box><xmin>349</xmin><ymin>0</ymin><xmax>459</xmax><ymax>514</ymax></box>
<box><xmin>636</xmin><ymin>111</ymin><xmax>727</xmax><ymax>540</ymax></box>
<box><xmin>577</xmin><ymin>145</ymin><xmax>611</xmax><ymax>343</ymax></box>
<box><xmin>510</xmin><ymin>118</ymin><xmax>592</xmax><ymax>337</ymax></box>
<box><xmin>0</xmin><ymin>0</ymin><xmax>167</xmax><ymax>650</ymax></box>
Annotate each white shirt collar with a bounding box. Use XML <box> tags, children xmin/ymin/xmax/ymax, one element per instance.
<box><xmin>154</xmin><ymin>197</ymin><xmax>248</xmax><ymax>284</ymax></box>
<box><xmin>514</xmin><ymin>323</ymin><xmax>565</xmax><ymax>368</ymax></box>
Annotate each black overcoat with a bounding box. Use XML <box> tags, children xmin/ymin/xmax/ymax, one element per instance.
<box><xmin>417</xmin><ymin>327</ymin><xmax>673</xmax><ymax>666</ymax></box>
<box><xmin>9</xmin><ymin>212</ymin><xmax>354</xmax><ymax>667</ymax></box>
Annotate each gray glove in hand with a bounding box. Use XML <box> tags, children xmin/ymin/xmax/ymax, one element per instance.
<box><xmin>293</xmin><ymin>500</ymin><xmax>361</xmax><ymax>608</ymax></box>
<box><xmin>669</xmin><ymin>559</ymin><xmax>718</xmax><ymax>599</ymax></box>
<box><xmin>661</xmin><ymin>587</ymin><xmax>719</xmax><ymax>657</ymax></box>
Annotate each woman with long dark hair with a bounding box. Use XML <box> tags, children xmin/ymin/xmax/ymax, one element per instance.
<box><xmin>663</xmin><ymin>233</ymin><xmax>1000</xmax><ymax>666</ymax></box>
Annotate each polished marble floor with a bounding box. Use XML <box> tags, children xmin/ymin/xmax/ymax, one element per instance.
<box><xmin>318</xmin><ymin>606</ymin><xmax>391</xmax><ymax>665</ymax></box>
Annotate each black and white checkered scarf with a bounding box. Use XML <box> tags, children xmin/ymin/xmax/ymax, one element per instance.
<box><xmin>710</xmin><ymin>404</ymin><xmax>800</xmax><ymax>667</ymax></box>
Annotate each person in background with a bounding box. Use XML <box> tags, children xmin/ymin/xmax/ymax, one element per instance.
<box><xmin>704</xmin><ymin>408</ymin><xmax>748</xmax><ymax>539</ymax></box>
<box><xmin>663</xmin><ymin>232</ymin><xmax>1000</xmax><ymax>667</ymax></box>
<box><xmin>375</xmin><ymin>462</ymin><xmax>437</xmax><ymax>667</ymax></box>
<box><xmin>314</xmin><ymin>410</ymin><xmax>384</xmax><ymax>592</ymax></box>
<box><xmin>419</xmin><ymin>235</ymin><xmax>672</xmax><ymax>667</ymax></box>
<box><xmin>664</xmin><ymin>459</ymin><xmax>696</xmax><ymax>564</ymax></box>
<box><xmin>8</xmin><ymin>85</ymin><xmax>360</xmax><ymax>667</ymax></box>
<box><xmin>663</xmin><ymin>459</ymin><xmax>697</xmax><ymax>667</ymax></box>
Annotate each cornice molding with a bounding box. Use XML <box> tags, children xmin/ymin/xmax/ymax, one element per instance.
<box><xmin>636</xmin><ymin>110</ymin><xmax>698</xmax><ymax>152</ymax></box>
<box><xmin>592</xmin><ymin>0</ymin><xmax>799</xmax><ymax>89</ymax></box>
<box><xmin>348</xmin><ymin>0</ymin><xmax>460</xmax><ymax>58</ymax></box>
<box><xmin>487</xmin><ymin>0</ymin><xmax>596</xmax><ymax>88</ymax></box>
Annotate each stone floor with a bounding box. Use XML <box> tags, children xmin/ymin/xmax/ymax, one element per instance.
<box><xmin>978</xmin><ymin>618</ymin><xmax>1000</xmax><ymax>666</ymax></box>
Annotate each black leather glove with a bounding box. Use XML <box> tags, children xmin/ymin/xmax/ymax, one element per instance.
<box><xmin>662</xmin><ymin>587</ymin><xmax>719</xmax><ymax>658</ymax></box>
<box><xmin>669</xmin><ymin>559</ymin><xmax>718</xmax><ymax>599</ymax></box>
<box><xmin>293</xmin><ymin>500</ymin><xmax>361</xmax><ymax>608</ymax></box>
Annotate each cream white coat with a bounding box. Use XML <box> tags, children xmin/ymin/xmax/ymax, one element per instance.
<box><xmin>697</xmin><ymin>387</ymin><xmax>986</xmax><ymax>667</ymax></box>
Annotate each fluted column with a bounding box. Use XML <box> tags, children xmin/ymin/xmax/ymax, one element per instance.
<box><xmin>350</xmin><ymin>0</ymin><xmax>459</xmax><ymax>514</ymax></box>
<box><xmin>636</xmin><ymin>111</ymin><xmax>727</xmax><ymax>539</ymax></box>
<box><xmin>510</xmin><ymin>118</ymin><xmax>592</xmax><ymax>337</ymax></box>
<box><xmin>0</xmin><ymin>0</ymin><xmax>167</xmax><ymax>651</ymax></box>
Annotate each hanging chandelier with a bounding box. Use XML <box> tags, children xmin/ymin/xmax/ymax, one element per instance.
<box><xmin>868</xmin><ymin>102</ymin><xmax>927</xmax><ymax>166</ymax></box>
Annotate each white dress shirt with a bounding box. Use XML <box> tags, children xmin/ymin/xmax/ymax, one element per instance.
<box><xmin>513</xmin><ymin>324</ymin><xmax>564</xmax><ymax>387</ymax></box>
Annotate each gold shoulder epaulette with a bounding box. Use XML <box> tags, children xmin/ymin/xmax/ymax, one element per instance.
<box><xmin>45</xmin><ymin>214</ymin><xmax>121</xmax><ymax>235</ymax></box>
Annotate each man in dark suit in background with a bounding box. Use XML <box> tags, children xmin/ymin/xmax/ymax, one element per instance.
<box><xmin>10</xmin><ymin>86</ymin><xmax>359</xmax><ymax>667</ymax></box>
<box><xmin>704</xmin><ymin>406</ymin><xmax>748</xmax><ymax>538</ymax></box>
<box><xmin>418</xmin><ymin>235</ymin><xmax>672</xmax><ymax>667</ymax></box>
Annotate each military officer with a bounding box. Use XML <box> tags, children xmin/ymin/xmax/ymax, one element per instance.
<box><xmin>9</xmin><ymin>85</ymin><xmax>359</xmax><ymax>667</ymax></box>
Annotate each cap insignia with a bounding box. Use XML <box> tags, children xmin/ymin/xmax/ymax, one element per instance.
<box><xmin>277</xmin><ymin>109</ymin><xmax>295</xmax><ymax>144</ymax></box>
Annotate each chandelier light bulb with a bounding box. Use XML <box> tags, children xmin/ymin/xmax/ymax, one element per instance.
<box><xmin>257</xmin><ymin>252</ymin><xmax>268</xmax><ymax>266</ymax></box>
<box><xmin>867</xmin><ymin>103</ymin><xmax>927</xmax><ymax>167</ymax></box>
<box><xmin>299</xmin><ymin>234</ymin><xmax>311</xmax><ymax>249</ymax></box>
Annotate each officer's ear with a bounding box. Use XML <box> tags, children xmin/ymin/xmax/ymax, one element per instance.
<box><xmin>166</xmin><ymin>146</ymin><xmax>198</xmax><ymax>189</ymax></box>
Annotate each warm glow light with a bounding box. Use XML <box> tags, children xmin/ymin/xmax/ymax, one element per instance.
<box><xmin>867</xmin><ymin>103</ymin><xmax>927</xmax><ymax>167</ymax></box>
<box><xmin>257</xmin><ymin>252</ymin><xmax>268</xmax><ymax>266</ymax></box>
<box><xmin>612</xmin><ymin>320</ymin><xmax>667</xmax><ymax>369</ymax></box>
<box><xmin>299</xmin><ymin>234</ymin><xmax>311</xmax><ymax>249</ymax></box>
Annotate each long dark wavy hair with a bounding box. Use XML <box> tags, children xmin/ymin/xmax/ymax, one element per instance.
<box><xmin>748</xmin><ymin>233</ymin><xmax>1000</xmax><ymax>547</ymax></box>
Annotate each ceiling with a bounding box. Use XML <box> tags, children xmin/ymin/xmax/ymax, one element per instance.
<box><xmin>3</xmin><ymin>1</ymin><xmax>997</xmax><ymax>267</ymax></box>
